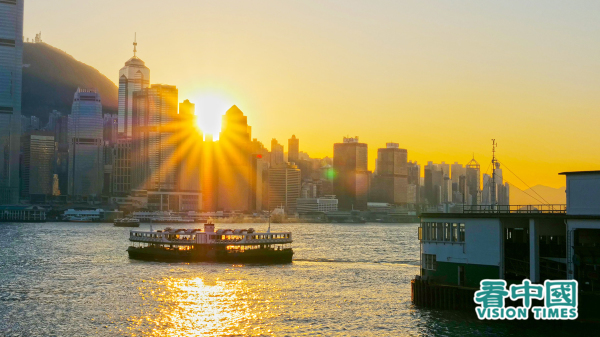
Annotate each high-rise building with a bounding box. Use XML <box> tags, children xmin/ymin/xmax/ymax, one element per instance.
<box><xmin>333</xmin><ymin>136</ymin><xmax>370</xmax><ymax>211</ymax></box>
<box><xmin>407</xmin><ymin>161</ymin><xmax>421</xmax><ymax>205</ymax></box>
<box><xmin>201</xmin><ymin>134</ymin><xmax>218</xmax><ymax>211</ymax></box>
<box><xmin>177</xmin><ymin>99</ymin><xmax>201</xmax><ymax>193</ymax></box>
<box><xmin>270</xmin><ymin>139</ymin><xmax>284</xmax><ymax>167</ymax></box>
<box><xmin>118</xmin><ymin>37</ymin><xmax>150</xmax><ymax>137</ymax></box>
<box><xmin>20</xmin><ymin>131</ymin><xmax>54</xmax><ymax>200</ymax></box>
<box><xmin>111</xmin><ymin>138</ymin><xmax>131</xmax><ymax>195</ymax></box>
<box><xmin>0</xmin><ymin>0</ymin><xmax>23</xmax><ymax>203</ymax></box>
<box><xmin>217</xmin><ymin>105</ymin><xmax>252</xmax><ymax>211</ymax></box>
<box><xmin>68</xmin><ymin>88</ymin><xmax>104</xmax><ymax>199</ymax></box>
<box><xmin>371</xmin><ymin>143</ymin><xmax>408</xmax><ymax>205</ymax></box>
<box><xmin>268</xmin><ymin>162</ymin><xmax>301</xmax><ymax>214</ymax></box>
<box><xmin>132</xmin><ymin>84</ymin><xmax>178</xmax><ymax>191</ymax></box>
<box><xmin>465</xmin><ymin>157</ymin><xmax>481</xmax><ymax>206</ymax></box>
<box><xmin>288</xmin><ymin>135</ymin><xmax>299</xmax><ymax>164</ymax></box>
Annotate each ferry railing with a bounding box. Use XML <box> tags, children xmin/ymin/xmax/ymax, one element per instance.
<box><xmin>462</xmin><ymin>204</ymin><xmax>566</xmax><ymax>214</ymax></box>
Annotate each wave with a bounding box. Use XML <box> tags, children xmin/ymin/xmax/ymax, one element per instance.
<box><xmin>293</xmin><ymin>258</ymin><xmax>419</xmax><ymax>266</ymax></box>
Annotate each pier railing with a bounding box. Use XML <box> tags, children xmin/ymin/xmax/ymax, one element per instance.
<box><xmin>462</xmin><ymin>204</ymin><xmax>566</xmax><ymax>214</ymax></box>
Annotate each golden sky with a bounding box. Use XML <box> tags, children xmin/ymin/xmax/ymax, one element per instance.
<box><xmin>24</xmin><ymin>1</ymin><xmax>600</xmax><ymax>188</ymax></box>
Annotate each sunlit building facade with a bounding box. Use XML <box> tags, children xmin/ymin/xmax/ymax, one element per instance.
<box><xmin>268</xmin><ymin>162</ymin><xmax>301</xmax><ymax>214</ymax></box>
<box><xmin>118</xmin><ymin>41</ymin><xmax>150</xmax><ymax>137</ymax></box>
<box><xmin>0</xmin><ymin>0</ymin><xmax>23</xmax><ymax>203</ymax></box>
<box><xmin>371</xmin><ymin>143</ymin><xmax>408</xmax><ymax>205</ymax></box>
<box><xmin>132</xmin><ymin>84</ymin><xmax>178</xmax><ymax>191</ymax></box>
<box><xmin>68</xmin><ymin>88</ymin><xmax>104</xmax><ymax>199</ymax></box>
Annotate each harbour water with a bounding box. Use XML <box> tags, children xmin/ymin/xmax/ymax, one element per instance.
<box><xmin>0</xmin><ymin>222</ymin><xmax>588</xmax><ymax>336</ymax></box>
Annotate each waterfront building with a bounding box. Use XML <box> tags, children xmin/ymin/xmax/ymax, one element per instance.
<box><xmin>333</xmin><ymin>136</ymin><xmax>370</xmax><ymax>211</ymax></box>
<box><xmin>0</xmin><ymin>205</ymin><xmax>46</xmax><ymax>222</ymax></box>
<box><xmin>0</xmin><ymin>0</ymin><xmax>24</xmax><ymax>203</ymax></box>
<box><xmin>118</xmin><ymin>37</ymin><xmax>150</xmax><ymax>137</ymax></box>
<box><xmin>296</xmin><ymin>195</ymin><xmax>338</xmax><ymax>213</ymax></box>
<box><xmin>268</xmin><ymin>162</ymin><xmax>301</xmax><ymax>214</ymax></box>
<box><xmin>68</xmin><ymin>88</ymin><xmax>104</xmax><ymax>200</ymax></box>
<box><xmin>288</xmin><ymin>135</ymin><xmax>299</xmax><ymax>164</ymax></box>
<box><xmin>20</xmin><ymin>131</ymin><xmax>54</xmax><ymax>200</ymax></box>
<box><xmin>132</xmin><ymin>84</ymin><xmax>178</xmax><ymax>191</ymax></box>
<box><xmin>217</xmin><ymin>105</ymin><xmax>252</xmax><ymax>211</ymax></box>
<box><xmin>270</xmin><ymin>138</ymin><xmax>284</xmax><ymax>167</ymax></box>
<box><xmin>417</xmin><ymin>170</ymin><xmax>600</xmax><ymax>303</ymax></box>
<box><xmin>371</xmin><ymin>143</ymin><xmax>408</xmax><ymax>205</ymax></box>
<box><xmin>147</xmin><ymin>190</ymin><xmax>202</xmax><ymax>212</ymax></box>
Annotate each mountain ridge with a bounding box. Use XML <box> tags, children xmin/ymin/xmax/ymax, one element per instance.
<box><xmin>22</xmin><ymin>42</ymin><xmax>118</xmax><ymax>123</ymax></box>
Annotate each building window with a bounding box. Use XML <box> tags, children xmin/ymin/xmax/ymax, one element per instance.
<box><xmin>459</xmin><ymin>223</ymin><xmax>465</xmax><ymax>242</ymax></box>
<box><xmin>423</xmin><ymin>254</ymin><xmax>436</xmax><ymax>271</ymax></box>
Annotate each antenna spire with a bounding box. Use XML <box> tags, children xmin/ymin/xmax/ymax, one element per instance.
<box><xmin>133</xmin><ymin>33</ymin><xmax>137</xmax><ymax>57</ymax></box>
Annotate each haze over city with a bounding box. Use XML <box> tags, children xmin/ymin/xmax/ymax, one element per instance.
<box><xmin>22</xmin><ymin>0</ymin><xmax>600</xmax><ymax>188</ymax></box>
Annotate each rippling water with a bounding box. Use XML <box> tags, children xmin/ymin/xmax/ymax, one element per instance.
<box><xmin>0</xmin><ymin>222</ymin><xmax>588</xmax><ymax>336</ymax></box>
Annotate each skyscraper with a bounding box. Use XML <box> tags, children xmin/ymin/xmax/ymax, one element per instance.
<box><xmin>0</xmin><ymin>0</ymin><xmax>23</xmax><ymax>203</ymax></box>
<box><xmin>217</xmin><ymin>105</ymin><xmax>252</xmax><ymax>211</ymax></box>
<box><xmin>270</xmin><ymin>139</ymin><xmax>284</xmax><ymax>166</ymax></box>
<box><xmin>288</xmin><ymin>135</ymin><xmax>299</xmax><ymax>164</ymax></box>
<box><xmin>178</xmin><ymin>99</ymin><xmax>201</xmax><ymax>193</ymax></box>
<box><xmin>118</xmin><ymin>37</ymin><xmax>150</xmax><ymax>138</ymax></box>
<box><xmin>333</xmin><ymin>136</ymin><xmax>369</xmax><ymax>211</ymax></box>
<box><xmin>465</xmin><ymin>157</ymin><xmax>481</xmax><ymax>206</ymax></box>
<box><xmin>132</xmin><ymin>84</ymin><xmax>179</xmax><ymax>191</ymax></box>
<box><xmin>268</xmin><ymin>162</ymin><xmax>301</xmax><ymax>214</ymax></box>
<box><xmin>371</xmin><ymin>143</ymin><xmax>408</xmax><ymax>205</ymax></box>
<box><xmin>20</xmin><ymin>131</ymin><xmax>54</xmax><ymax>200</ymax></box>
<box><xmin>68</xmin><ymin>88</ymin><xmax>104</xmax><ymax>199</ymax></box>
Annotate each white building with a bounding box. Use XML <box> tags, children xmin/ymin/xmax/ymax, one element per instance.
<box><xmin>68</xmin><ymin>88</ymin><xmax>104</xmax><ymax>200</ymax></box>
<box><xmin>118</xmin><ymin>37</ymin><xmax>150</xmax><ymax>137</ymax></box>
<box><xmin>297</xmin><ymin>195</ymin><xmax>338</xmax><ymax>213</ymax></box>
<box><xmin>0</xmin><ymin>0</ymin><xmax>23</xmax><ymax>203</ymax></box>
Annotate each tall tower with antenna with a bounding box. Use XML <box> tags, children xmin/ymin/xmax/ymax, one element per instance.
<box><xmin>491</xmin><ymin>139</ymin><xmax>498</xmax><ymax>208</ymax></box>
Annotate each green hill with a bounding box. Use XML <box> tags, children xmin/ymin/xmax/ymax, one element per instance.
<box><xmin>22</xmin><ymin>42</ymin><xmax>118</xmax><ymax>122</ymax></box>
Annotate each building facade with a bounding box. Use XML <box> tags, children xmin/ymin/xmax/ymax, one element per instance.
<box><xmin>333</xmin><ymin>137</ymin><xmax>369</xmax><ymax>211</ymax></box>
<box><xmin>0</xmin><ymin>0</ymin><xmax>23</xmax><ymax>203</ymax></box>
<box><xmin>268</xmin><ymin>162</ymin><xmax>301</xmax><ymax>214</ymax></box>
<box><xmin>132</xmin><ymin>84</ymin><xmax>179</xmax><ymax>191</ymax></box>
<box><xmin>118</xmin><ymin>40</ymin><xmax>150</xmax><ymax>137</ymax></box>
<box><xmin>371</xmin><ymin>143</ymin><xmax>408</xmax><ymax>205</ymax></box>
<box><xmin>288</xmin><ymin>135</ymin><xmax>299</xmax><ymax>164</ymax></box>
<box><xmin>68</xmin><ymin>88</ymin><xmax>104</xmax><ymax>199</ymax></box>
<box><xmin>20</xmin><ymin>131</ymin><xmax>54</xmax><ymax>199</ymax></box>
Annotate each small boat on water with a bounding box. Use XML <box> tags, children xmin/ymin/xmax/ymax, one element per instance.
<box><xmin>114</xmin><ymin>218</ymin><xmax>140</xmax><ymax>227</ymax></box>
<box><xmin>127</xmin><ymin>222</ymin><xmax>293</xmax><ymax>264</ymax></box>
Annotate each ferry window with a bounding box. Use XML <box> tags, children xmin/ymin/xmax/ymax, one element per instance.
<box><xmin>459</xmin><ymin>224</ymin><xmax>465</xmax><ymax>242</ymax></box>
<box><xmin>437</xmin><ymin>223</ymin><xmax>443</xmax><ymax>241</ymax></box>
<box><xmin>452</xmin><ymin>223</ymin><xmax>458</xmax><ymax>242</ymax></box>
<box><xmin>422</xmin><ymin>223</ymin><xmax>428</xmax><ymax>240</ymax></box>
<box><xmin>423</xmin><ymin>254</ymin><xmax>436</xmax><ymax>271</ymax></box>
<box><xmin>418</xmin><ymin>226</ymin><xmax>422</xmax><ymax>241</ymax></box>
<box><xmin>431</xmin><ymin>223</ymin><xmax>437</xmax><ymax>241</ymax></box>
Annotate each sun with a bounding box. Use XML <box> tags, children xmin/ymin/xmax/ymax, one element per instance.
<box><xmin>193</xmin><ymin>93</ymin><xmax>233</xmax><ymax>139</ymax></box>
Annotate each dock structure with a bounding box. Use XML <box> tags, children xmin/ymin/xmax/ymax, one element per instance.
<box><xmin>413</xmin><ymin>170</ymin><xmax>600</xmax><ymax>310</ymax></box>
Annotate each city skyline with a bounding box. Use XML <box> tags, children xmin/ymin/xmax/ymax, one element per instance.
<box><xmin>22</xmin><ymin>1</ymin><xmax>600</xmax><ymax>188</ymax></box>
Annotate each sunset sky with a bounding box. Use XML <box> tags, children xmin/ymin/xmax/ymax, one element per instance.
<box><xmin>23</xmin><ymin>1</ymin><xmax>600</xmax><ymax>188</ymax></box>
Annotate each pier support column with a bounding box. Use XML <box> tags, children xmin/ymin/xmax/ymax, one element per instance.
<box><xmin>529</xmin><ymin>218</ymin><xmax>540</xmax><ymax>283</ymax></box>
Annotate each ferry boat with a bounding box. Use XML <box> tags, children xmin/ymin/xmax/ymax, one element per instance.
<box><xmin>127</xmin><ymin>223</ymin><xmax>293</xmax><ymax>264</ymax></box>
<box><xmin>114</xmin><ymin>218</ymin><xmax>140</xmax><ymax>227</ymax></box>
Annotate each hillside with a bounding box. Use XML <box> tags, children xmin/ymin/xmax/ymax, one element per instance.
<box><xmin>22</xmin><ymin>42</ymin><xmax>118</xmax><ymax>122</ymax></box>
<box><xmin>509</xmin><ymin>184</ymin><xmax>566</xmax><ymax>205</ymax></box>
